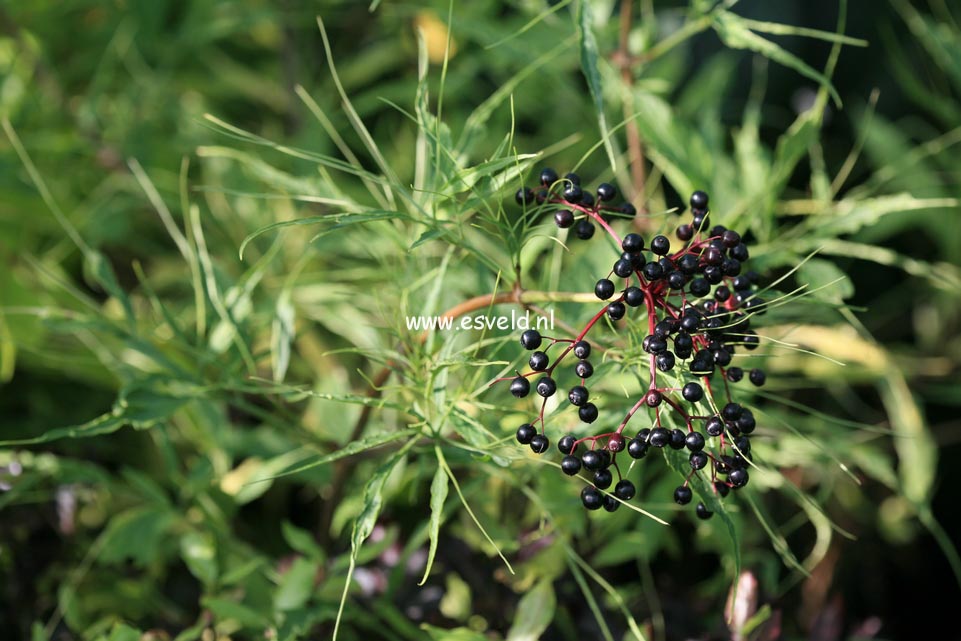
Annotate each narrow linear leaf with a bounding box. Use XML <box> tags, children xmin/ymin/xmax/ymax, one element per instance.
<box><xmin>419</xmin><ymin>459</ymin><xmax>450</xmax><ymax>585</ymax></box>
<box><xmin>506</xmin><ymin>579</ymin><xmax>556</xmax><ymax>641</ymax></box>
<box><xmin>260</xmin><ymin>429</ymin><xmax>417</xmax><ymax>481</ymax></box>
<box><xmin>577</xmin><ymin>0</ymin><xmax>617</xmax><ymax>171</ymax></box>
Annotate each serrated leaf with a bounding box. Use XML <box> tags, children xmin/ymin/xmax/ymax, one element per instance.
<box><xmin>419</xmin><ymin>461</ymin><xmax>449</xmax><ymax>585</ymax></box>
<box><xmin>506</xmin><ymin>580</ymin><xmax>556</xmax><ymax>641</ymax></box>
<box><xmin>577</xmin><ymin>0</ymin><xmax>616</xmax><ymax>171</ymax></box>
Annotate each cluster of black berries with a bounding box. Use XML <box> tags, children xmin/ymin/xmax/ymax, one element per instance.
<box><xmin>502</xmin><ymin>172</ymin><xmax>770</xmax><ymax>519</ymax></box>
<box><xmin>515</xmin><ymin>168</ymin><xmax>637</xmax><ymax>241</ymax></box>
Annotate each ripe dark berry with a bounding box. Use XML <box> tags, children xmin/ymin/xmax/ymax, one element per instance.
<box><xmin>685</xmin><ymin>431</ymin><xmax>705</xmax><ymax>451</ymax></box>
<box><xmin>561</xmin><ymin>455</ymin><xmax>582</xmax><ymax>475</ymax></box>
<box><xmin>558</xmin><ymin>434</ymin><xmax>577</xmax><ymax>455</ymax></box>
<box><xmin>642</xmin><ymin>262</ymin><xmax>664</xmax><ymax>281</ymax></box>
<box><xmin>554</xmin><ymin>209</ymin><xmax>574</xmax><ymax>228</ymax></box>
<box><xmin>721</xmin><ymin>229</ymin><xmax>740</xmax><ymax>247</ymax></box>
<box><xmin>729</xmin><ymin>468</ymin><xmax>749</xmax><ymax>489</ymax></box>
<box><xmin>516</xmin><ymin>423</ymin><xmax>536</xmax><ymax>444</ymax></box>
<box><xmin>668</xmin><ymin>271</ymin><xmax>687</xmax><ymax>289</ymax></box>
<box><xmin>607</xmin><ymin>434</ymin><xmax>625</xmax><ymax>452</ymax></box>
<box><xmin>734</xmin><ymin>435</ymin><xmax>751</xmax><ymax>454</ymax></box>
<box><xmin>603</xmin><ymin>494</ymin><xmax>621</xmax><ymax>512</ymax></box>
<box><xmin>749</xmin><ymin>368</ymin><xmax>766</xmax><ymax>387</ymax></box>
<box><xmin>712</xmin><ymin>348</ymin><xmax>732</xmax><ymax>367</ymax></box>
<box><xmin>624</xmin><ymin>286</ymin><xmax>644</xmax><ymax>307</ymax></box>
<box><xmin>674</xmin><ymin>485</ymin><xmax>693</xmax><ymax>505</ymax></box>
<box><xmin>736</xmin><ymin>410</ymin><xmax>756</xmax><ymax>434</ymax></box>
<box><xmin>690</xmin><ymin>190</ymin><xmax>709</xmax><ymax>210</ymax></box>
<box><xmin>596</xmin><ymin>182</ymin><xmax>617</xmax><ymax>201</ymax></box>
<box><xmin>722</xmin><ymin>402</ymin><xmax>743</xmax><ymax>421</ymax></box>
<box><xmin>575</xmin><ymin>359</ymin><xmax>594</xmax><ymax>378</ymax></box>
<box><xmin>656</xmin><ymin>352</ymin><xmax>676</xmax><ymax>372</ymax></box>
<box><xmin>670</xmin><ymin>428</ymin><xmax>687</xmax><ymax>450</ymax></box>
<box><xmin>563</xmin><ymin>183</ymin><xmax>583</xmax><ymax>203</ymax></box>
<box><xmin>620</xmin><ymin>203</ymin><xmax>637</xmax><ymax>217</ymax></box>
<box><xmin>649</xmin><ymin>427</ymin><xmax>670</xmax><ymax>448</ymax></box>
<box><xmin>715</xmin><ymin>286</ymin><xmax>731</xmax><ymax>302</ymax></box>
<box><xmin>535</xmin><ymin>376</ymin><xmax>557</xmax><ymax>398</ymax></box>
<box><xmin>529</xmin><ymin>351</ymin><xmax>549</xmax><ymax>371</ymax></box>
<box><xmin>593</xmin><ymin>468</ymin><xmax>613</xmax><ymax>489</ymax></box>
<box><xmin>705</xmin><ymin>416</ymin><xmax>724</xmax><ymax>437</ymax></box>
<box><xmin>614</xmin><ymin>479</ymin><xmax>636</xmax><ymax>501</ymax></box>
<box><xmin>613</xmin><ymin>258</ymin><xmax>634</xmax><ymax>278</ymax></box>
<box><xmin>510</xmin><ymin>376</ymin><xmax>530</xmax><ymax>398</ymax></box>
<box><xmin>579</xmin><ymin>403</ymin><xmax>599</xmax><ymax>423</ymax></box>
<box><xmin>695</xmin><ymin>502</ymin><xmax>713</xmax><ymax>520</ymax></box>
<box><xmin>645</xmin><ymin>390</ymin><xmax>663</xmax><ymax>407</ymax></box>
<box><xmin>682</xmin><ymin>382</ymin><xmax>704</xmax><ymax>403</ymax></box>
<box><xmin>564</xmin><ymin>172</ymin><xmax>581</xmax><ymax>185</ymax></box>
<box><xmin>573</xmin><ymin>340</ymin><xmax>591</xmax><ymax>359</ymax></box>
<box><xmin>622</xmin><ymin>233</ymin><xmax>644</xmax><ymax>253</ymax></box>
<box><xmin>520</xmin><ymin>329</ymin><xmax>542</xmax><ymax>350</ymax></box>
<box><xmin>743</xmin><ymin>332</ymin><xmax>760</xmax><ymax>350</ymax></box>
<box><xmin>730</xmin><ymin>243</ymin><xmax>750</xmax><ymax>261</ymax></box>
<box><xmin>651</xmin><ymin>235</ymin><xmax>671</xmax><ymax>255</ymax></box>
<box><xmin>568</xmin><ymin>385</ymin><xmax>589</xmax><ymax>406</ymax></box>
<box><xmin>703</xmin><ymin>245</ymin><xmax>723</xmax><ymax>266</ymax></box>
<box><xmin>715</xmin><ymin>481</ymin><xmax>731</xmax><ymax>497</ymax></box>
<box><xmin>677</xmin><ymin>224</ymin><xmax>694</xmax><ymax>241</ymax></box>
<box><xmin>595</xmin><ymin>278</ymin><xmax>615</xmax><ymax>300</ymax></box>
<box><xmin>692</xmin><ymin>212</ymin><xmax>710</xmax><ymax>231</ymax></box>
<box><xmin>607</xmin><ymin>302</ymin><xmax>626</xmax><ymax>321</ymax></box>
<box><xmin>689</xmin><ymin>451</ymin><xmax>708</xmax><ymax>470</ymax></box>
<box><xmin>581</xmin><ymin>450</ymin><xmax>602</xmax><ymax>470</ymax></box>
<box><xmin>627</xmin><ymin>438</ymin><xmax>648</xmax><ymax>459</ymax></box>
<box><xmin>539</xmin><ymin>167</ymin><xmax>559</xmax><ymax>186</ymax></box>
<box><xmin>575</xmin><ymin>219</ymin><xmax>595</xmax><ymax>239</ymax></box>
<box><xmin>674</xmin><ymin>332</ymin><xmax>694</xmax><ymax>351</ymax></box>
<box><xmin>689</xmin><ymin>278</ymin><xmax>710</xmax><ymax>297</ymax></box>
<box><xmin>581</xmin><ymin>486</ymin><xmax>602</xmax><ymax>510</ymax></box>
<box><xmin>721</xmin><ymin>258</ymin><xmax>741</xmax><ymax>276</ymax></box>
<box><xmin>515</xmin><ymin>187</ymin><xmax>535</xmax><ymax>206</ymax></box>
<box><xmin>530</xmin><ymin>434</ymin><xmax>549</xmax><ymax>454</ymax></box>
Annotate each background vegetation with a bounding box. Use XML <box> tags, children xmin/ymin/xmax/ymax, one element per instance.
<box><xmin>1</xmin><ymin>1</ymin><xmax>960</xmax><ymax>640</ymax></box>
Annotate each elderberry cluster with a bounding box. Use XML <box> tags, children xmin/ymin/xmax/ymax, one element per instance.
<box><xmin>502</xmin><ymin>170</ymin><xmax>771</xmax><ymax>519</ymax></box>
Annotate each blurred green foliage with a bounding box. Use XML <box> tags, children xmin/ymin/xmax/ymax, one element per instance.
<box><xmin>1</xmin><ymin>1</ymin><xmax>960</xmax><ymax>640</ymax></box>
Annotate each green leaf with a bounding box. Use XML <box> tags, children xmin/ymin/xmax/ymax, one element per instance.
<box><xmin>93</xmin><ymin>623</ymin><xmax>142</xmax><ymax>641</ymax></box>
<box><xmin>180</xmin><ymin>531</ymin><xmax>218</xmax><ymax>587</ymax></box>
<box><xmin>422</xmin><ymin>625</ymin><xmax>490</xmax><ymax>641</ymax></box>
<box><xmin>282</xmin><ymin>521</ymin><xmax>324</xmax><ymax>560</ymax></box>
<box><xmin>266</xmin><ymin>429</ymin><xmax>417</xmax><ymax>480</ymax></box>
<box><xmin>712</xmin><ymin>12</ymin><xmax>840</xmax><ymax>106</ymax></box>
<box><xmin>239</xmin><ymin>211</ymin><xmax>400</xmax><ymax>260</ymax></box>
<box><xmin>274</xmin><ymin>557</ymin><xmax>320</xmax><ymax>612</ymax></box>
<box><xmin>333</xmin><ymin>440</ymin><xmax>416</xmax><ymax>640</ymax></box>
<box><xmin>271</xmin><ymin>292</ymin><xmax>295</xmax><ymax>382</ymax></box>
<box><xmin>577</xmin><ymin>0</ymin><xmax>616</xmax><ymax>171</ymax></box>
<box><xmin>99</xmin><ymin>506</ymin><xmax>177</xmax><ymax>566</ymax></box>
<box><xmin>419</xmin><ymin>460</ymin><xmax>450</xmax><ymax>585</ymax></box>
<box><xmin>796</xmin><ymin>258</ymin><xmax>854</xmax><ymax>303</ymax></box>
<box><xmin>881</xmin><ymin>372</ymin><xmax>936</xmax><ymax>506</ymax></box>
<box><xmin>506</xmin><ymin>580</ymin><xmax>556</xmax><ymax>641</ymax></box>
<box><xmin>664</xmin><ymin>448</ymin><xmax>741</xmax><ymax>581</ymax></box>
<box><xmin>202</xmin><ymin>597</ymin><xmax>272</xmax><ymax>629</ymax></box>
